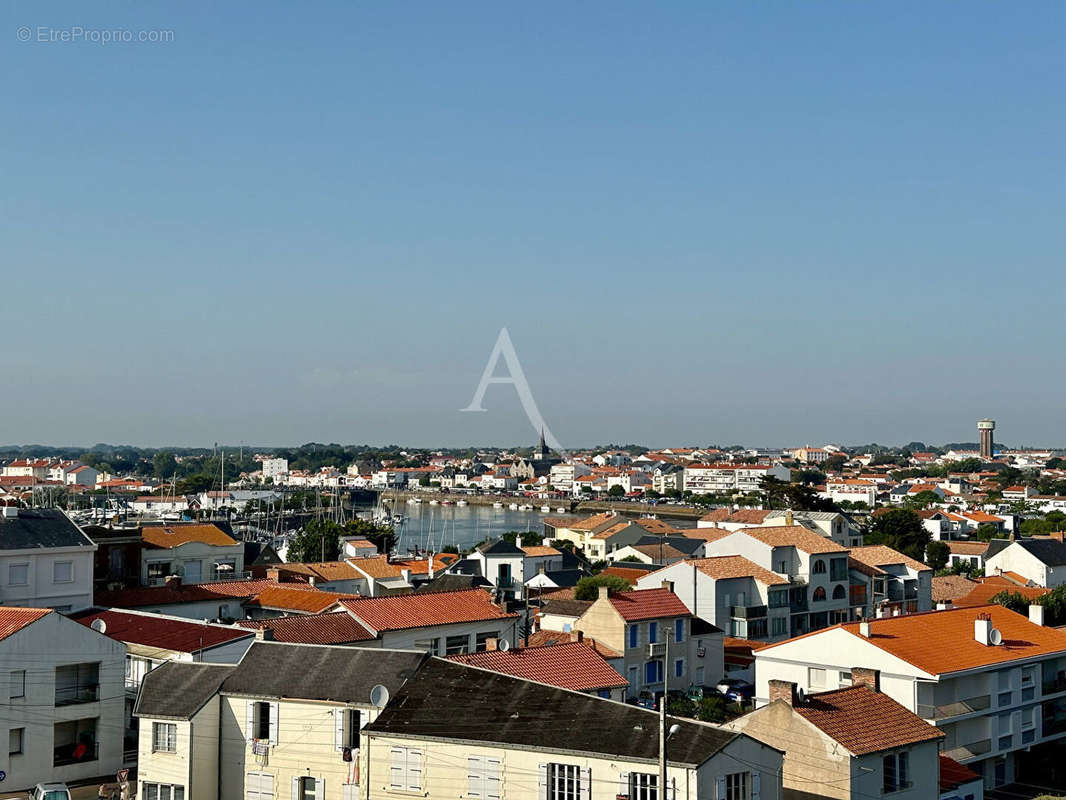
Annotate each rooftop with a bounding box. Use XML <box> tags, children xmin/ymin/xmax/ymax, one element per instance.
<box><xmin>446</xmin><ymin>641</ymin><xmax>628</xmax><ymax>691</ymax></box>
<box><xmin>0</xmin><ymin>509</ymin><xmax>94</xmax><ymax>550</ymax></box>
<box><xmin>525</xmin><ymin>629</ymin><xmax>622</xmax><ymax>659</ymax></box>
<box><xmin>687</xmin><ymin>556</ymin><xmax>790</xmax><ymax>586</ymax></box>
<box><xmin>70</xmin><ymin>608</ymin><xmax>252</xmax><ymax>653</ymax></box>
<box><xmin>608</xmin><ymin>587</ymin><xmax>691</xmax><ymax>622</ymax></box>
<box><xmin>236</xmin><ymin>611</ymin><xmax>376</xmax><ymax>644</ymax></box>
<box><xmin>339</xmin><ymin>588</ymin><xmax>518</xmax><ymax>633</ymax></box>
<box><xmin>243</xmin><ymin>586</ymin><xmax>358</xmax><ymax>614</ymax></box>
<box><xmin>0</xmin><ymin>607</ymin><xmax>51</xmax><ymax>642</ymax></box>
<box><xmin>848</xmin><ymin>545</ymin><xmax>930</xmax><ymax>573</ymax></box>
<box><xmin>133</xmin><ymin>661</ymin><xmax>234</xmax><ymax>720</ymax></box>
<box><xmin>141</xmin><ymin>523</ymin><xmax>238</xmax><ymax>549</ymax></box>
<box><xmin>736</xmin><ymin>525</ymin><xmax>848</xmax><ymax>555</ymax></box>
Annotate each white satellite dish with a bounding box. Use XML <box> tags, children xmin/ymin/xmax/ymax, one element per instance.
<box><xmin>370</xmin><ymin>684</ymin><xmax>390</xmax><ymax>708</ymax></box>
<box><xmin>91</xmin><ymin>619</ymin><xmax>107</xmax><ymax>634</ymax></box>
<box><xmin>989</xmin><ymin>629</ymin><xmax>1003</xmax><ymax>646</ymax></box>
<box><xmin>498</xmin><ymin>639</ymin><xmax>511</xmax><ymax>652</ymax></box>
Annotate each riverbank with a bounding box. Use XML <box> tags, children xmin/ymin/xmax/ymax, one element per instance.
<box><xmin>380</xmin><ymin>490</ymin><xmax>705</xmax><ymax>521</ymax></box>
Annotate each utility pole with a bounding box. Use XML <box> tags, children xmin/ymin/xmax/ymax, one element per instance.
<box><xmin>659</xmin><ymin>629</ymin><xmax>670</xmax><ymax>800</ymax></box>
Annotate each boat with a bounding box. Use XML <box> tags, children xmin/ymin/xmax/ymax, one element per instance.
<box><xmin>407</xmin><ymin>497</ymin><xmax>418</xmax><ymax>504</ymax></box>
<box><xmin>412</xmin><ymin>497</ymin><xmax>422</xmax><ymax>504</ymax></box>
<box><xmin>556</xmin><ymin>507</ymin><xmax>566</xmax><ymax>512</ymax></box>
<box><xmin>540</xmin><ymin>505</ymin><xmax>551</xmax><ymax>513</ymax></box>
<box><xmin>456</xmin><ymin>500</ymin><xmax>468</xmax><ymax>507</ymax></box>
<box><xmin>509</xmin><ymin>503</ymin><xmax>519</xmax><ymax>510</ymax></box>
<box><xmin>493</xmin><ymin>502</ymin><xmax>504</xmax><ymax>509</ymax></box>
<box><xmin>520</xmin><ymin>504</ymin><xmax>533</xmax><ymax>511</ymax></box>
<box><xmin>429</xmin><ymin>500</ymin><xmax>439</xmax><ymax>506</ymax></box>
<box><xmin>441</xmin><ymin>500</ymin><xmax>453</xmax><ymax>506</ymax></box>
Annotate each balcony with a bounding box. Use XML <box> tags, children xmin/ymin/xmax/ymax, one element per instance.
<box><xmin>730</xmin><ymin>605</ymin><xmax>767</xmax><ymax>619</ymax></box>
<box><xmin>930</xmin><ymin>694</ymin><xmax>991</xmax><ymax>720</ymax></box>
<box><xmin>849</xmin><ymin>586</ymin><xmax>867</xmax><ymax>606</ymax></box>
<box><xmin>1044</xmin><ymin>676</ymin><xmax>1066</xmax><ymax>695</ymax></box>
<box><xmin>54</xmin><ymin>742</ymin><xmax>99</xmax><ymax>767</ymax></box>
<box><xmin>55</xmin><ymin>683</ymin><xmax>100</xmax><ymax>706</ymax></box>
<box><xmin>942</xmin><ymin>739</ymin><xmax>991</xmax><ymax>762</ymax></box>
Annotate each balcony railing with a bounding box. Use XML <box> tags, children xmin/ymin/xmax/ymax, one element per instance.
<box><xmin>55</xmin><ymin>684</ymin><xmax>100</xmax><ymax>706</ymax></box>
<box><xmin>1044</xmin><ymin>676</ymin><xmax>1066</xmax><ymax>695</ymax></box>
<box><xmin>942</xmin><ymin>739</ymin><xmax>991</xmax><ymax>762</ymax></box>
<box><xmin>928</xmin><ymin>694</ymin><xmax>991</xmax><ymax>720</ymax></box>
<box><xmin>54</xmin><ymin>743</ymin><xmax>99</xmax><ymax>766</ymax></box>
<box><xmin>730</xmin><ymin>605</ymin><xmax>767</xmax><ymax>619</ymax></box>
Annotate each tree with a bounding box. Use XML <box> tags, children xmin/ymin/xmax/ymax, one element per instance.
<box><xmin>865</xmin><ymin>509</ymin><xmax>931</xmax><ymax>562</ymax></box>
<box><xmin>975</xmin><ymin>523</ymin><xmax>1002</xmax><ymax>542</ymax></box>
<box><xmin>925</xmin><ymin>541</ymin><xmax>950</xmax><ymax>572</ymax></box>
<box><xmin>573</xmin><ymin>574</ymin><xmax>632</xmax><ymax>601</ymax></box>
<box><xmin>989</xmin><ymin>590</ymin><xmax>1031</xmax><ymax>615</ymax></box>
<box><xmin>152</xmin><ymin>451</ymin><xmax>179</xmax><ymax>479</ymax></box>
<box><xmin>905</xmin><ymin>490</ymin><xmax>942</xmax><ymax>509</ymax></box>
<box><xmin>287</xmin><ymin>519</ymin><xmax>343</xmax><ymax>563</ymax></box>
<box><xmin>607</xmin><ymin>485</ymin><xmax>626</xmax><ymax>498</ymax></box>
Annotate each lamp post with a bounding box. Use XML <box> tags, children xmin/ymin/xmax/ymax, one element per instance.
<box><xmin>659</xmin><ymin>630</ymin><xmax>679</xmax><ymax>800</ymax></box>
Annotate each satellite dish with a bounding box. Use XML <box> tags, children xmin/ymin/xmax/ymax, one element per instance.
<box><xmin>370</xmin><ymin>684</ymin><xmax>390</xmax><ymax>708</ymax></box>
<box><xmin>91</xmin><ymin>619</ymin><xmax>107</xmax><ymax>634</ymax></box>
<box><xmin>498</xmin><ymin>638</ymin><xmax>511</xmax><ymax>652</ymax></box>
<box><xmin>989</xmin><ymin>629</ymin><xmax>1003</xmax><ymax>646</ymax></box>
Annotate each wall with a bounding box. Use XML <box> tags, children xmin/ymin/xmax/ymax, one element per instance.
<box><xmin>141</xmin><ymin>540</ymin><xmax>245</xmax><ymax>585</ymax></box>
<box><xmin>190</xmin><ymin>696</ymin><xmax>221</xmax><ymax>800</ymax></box>
<box><xmin>0</xmin><ymin>545</ymin><xmax>95</xmax><ymax>611</ymax></box>
<box><xmin>0</xmin><ymin>612</ymin><xmax>125</xmax><ymax>792</ymax></box>
<box><xmin>137</xmin><ymin>716</ymin><xmax>193</xmax><ymax>796</ymax></box>
<box><xmin>379</xmin><ymin>618</ymin><xmax>521</xmax><ymax>654</ymax></box>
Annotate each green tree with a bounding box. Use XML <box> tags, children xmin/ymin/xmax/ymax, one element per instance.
<box><xmin>905</xmin><ymin>490</ymin><xmax>942</xmax><ymax>509</ymax></box>
<box><xmin>573</xmin><ymin>574</ymin><xmax>632</xmax><ymax>601</ymax></box>
<box><xmin>286</xmin><ymin>519</ymin><xmax>343</xmax><ymax>563</ymax></box>
<box><xmin>865</xmin><ymin>509</ymin><xmax>930</xmax><ymax>562</ymax></box>
<box><xmin>152</xmin><ymin>451</ymin><xmax>179</xmax><ymax>479</ymax></box>
<box><xmin>989</xmin><ymin>590</ymin><xmax>1030</xmax><ymax>615</ymax></box>
<box><xmin>975</xmin><ymin>523</ymin><xmax>1002</xmax><ymax>542</ymax></box>
<box><xmin>607</xmin><ymin>485</ymin><xmax>626</xmax><ymax>498</ymax></box>
<box><xmin>925</xmin><ymin>540</ymin><xmax>950</xmax><ymax>572</ymax></box>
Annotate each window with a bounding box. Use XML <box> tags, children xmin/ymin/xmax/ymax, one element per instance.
<box><xmin>812</xmin><ymin>587</ymin><xmax>826</xmax><ymax>602</ymax></box>
<box><xmin>628</xmin><ymin>625</ymin><xmax>640</xmax><ymax>649</ymax></box>
<box><xmin>55</xmin><ymin>662</ymin><xmax>100</xmax><ymax>705</ymax></box>
<box><xmin>831</xmin><ymin>585</ymin><xmax>846</xmax><ymax>600</ymax></box>
<box><xmin>147</xmin><ymin>562</ymin><xmax>170</xmax><ymax>581</ymax></box>
<box><xmin>468</xmin><ymin>755</ymin><xmax>501</xmax><ymax>799</ymax></box>
<box><xmin>768</xmin><ymin>590</ymin><xmax>788</xmax><ymax>609</ymax></box>
<box><xmin>674</xmin><ymin>658</ymin><xmax>684</xmax><ymax>679</ymax></box>
<box><xmin>335</xmin><ymin>708</ymin><xmax>361</xmax><ymax>750</ymax></box>
<box><xmin>414</xmin><ymin>637</ymin><xmax>440</xmax><ymax>656</ymax></box>
<box><xmin>838</xmin><ymin>671</ymin><xmax>852</xmax><ymax>688</ymax></box>
<box><xmin>390</xmin><ymin>747</ymin><xmax>423</xmax><ymax>792</ymax></box>
<box><xmin>998</xmin><ymin>691</ymin><xmax>1012</xmax><ymax>706</ymax></box>
<box><xmin>8</xmin><ymin>563</ymin><xmax>28</xmax><ymax>586</ymax></box>
<box><xmin>808</xmin><ymin>668</ymin><xmax>826</xmax><ymax>688</ymax></box>
<box><xmin>11</xmin><ymin>669</ymin><xmax>25</xmax><ymax>698</ymax></box>
<box><xmin>245</xmin><ymin>771</ymin><xmax>274</xmax><ymax>800</ymax></box>
<box><xmin>628</xmin><ymin>772</ymin><xmax>658</xmax><ymax>800</ymax></box>
<box><xmin>628</xmin><ymin>665</ymin><xmax>638</xmax><ymax>687</ymax></box>
<box><xmin>675</xmin><ymin>619</ymin><xmax>685</xmax><ymax>643</ymax></box>
<box><xmin>812</xmin><ymin>560</ymin><xmax>826</xmax><ymax>574</ymax></box>
<box><xmin>883</xmin><ymin>752</ymin><xmax>910</xmax><ymax>793</ymax></box>
<box><xmin>771</xmin><ymin>618</ymin><xmax>787</xmax><ymax>637</ymax></box>
<box><xmin>247</xmin><ymin>701</ymin><xmax>277</xmax><ymax>744</ymax></box>
<box><xmin>722</xmin><ymin>771</ymin><xmax>751</xmax><ymax>800</ymax></box>
<box><xmin>476</xmin><ymin>631</ymin><xmax>501</xmax><ymax>651</ymax></box>
<box><xmin>544</xmin><ymin>763</ymin><xmax>586</xmax><ymax>800</ymax></box>
<box><xmin>152</xmin><ymin>722</ymin><xmax>177</xmax><ymax>753</ymax></box>
<box><xmin>53</xmin><ymin>560</ymin><xmax>74</xmax><ymax>583</ymax></box>
<box><xmin>446</xmin><ymin>634</ymin><xmax>471</xmax><ymax>655</ymax></box>
<box><xmin>645</xmin><ymin>660</ymin><xmax>663</xmax><ymax>684</ymax></box>
<box><xmin>648</xmin><ymin>622</ymin><xmax>658</xmax><ymax>644</ymax></box>
<box><xmin>9</xmin><ymin>726</ymin><xmax>24</xmax><ymax>756</ymax></box>
<box><xmin>53</xmin><ymin>718</ymin><xmax>98</xmax><ymax>765</ymax></box>
<box><xmin>294</xmin><ymin>776</ymin><xmax>322</xmax><ymax>800</ymax></box>
<box><xmin>142</xmin><ymin>784</ymin><xmax>185</xmax><ymax>800</ymax></box>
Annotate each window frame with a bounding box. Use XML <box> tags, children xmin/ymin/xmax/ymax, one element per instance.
<box><xmin>53</xmin><ymin>560</ymin><xmax>74</xmax><ymax>584</ymax></box>
<box><xmin>141</xmin><ymin>783</ymin><xmax>185</xmax><ymax>800</ymax></box>
<box><xmin>445</xmin><ymin>634</ymin><xmax>470</xmax><ymax>655</ymax></box>
<box><xmin>152</xmin><ymin>721</ymin><xmax>177</xmax><ymax>753</ymax></box>
<box><xmin>546</xmin><ymin>762</ymin><xmax>582</xmax><ymax>800</ymax></box>
<box><xmin>11</xmin><ymin>669</ymin><xmax>26</xmax><ymax>699</ymax></box>
<box><xmin>467</xmin><ymin>755</ymin><xmax>501</xmax><ymax>800</ymax></box>
<box><xmin>8</xmin><ymin>562</ymin><xmax>29</xmax><ymax>586</ymax></box>
<box><xmin>629</xmin><ymin>772</ymin><xmax>658</xmax><ymax>800</ymax></box>
<box><xmin>9</xmin><ymin>726</ymin><xmax>24</xmax><ymax>756</ymax></box>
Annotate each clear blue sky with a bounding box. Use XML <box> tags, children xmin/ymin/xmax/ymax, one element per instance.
<box><xmin>3</xmin><ymin>1</ymin><xmax>1063</xmax><ymax>449</ymax></box>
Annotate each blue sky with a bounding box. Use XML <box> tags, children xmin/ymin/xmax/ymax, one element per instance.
<box><xmin>3</xmin><ymin>1</ymin><xmax>1063</xmax><ymax>448</ymax></box>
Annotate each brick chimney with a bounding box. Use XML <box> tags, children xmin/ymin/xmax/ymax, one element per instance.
<box><xmin>266</xmin><ymin>568</ymin><xmax>281</xmax><ymax>581</ymax></box>
<box><xmin>768</xmin><ymin>680</ymin><xmax>798</xmax><ymax>706</ymax></box>
<box><xmin>851</xmin><ymin>667</ymin><xmax>880</xmax><ymax>692</ymax></box>
<box><xmin>661</xmin><ymin>580</ymin><xmax>674</xmax><ymax>593</ymax></box>
<box><xmin>569</xmin><ymin>629</ymin><xmax>584</xmax><ymax>643</ymax></box>
<box><xmin>254</xmin><ymin>626</ymin><xmax>274</xmax><ymax>641</ymax></box>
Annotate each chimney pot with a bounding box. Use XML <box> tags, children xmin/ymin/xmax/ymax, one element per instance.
<box><xmin>851</xmin><ymin>667</ymin><xmax>880</xmax><ymax>692</ymax></box>
<box><xmin>661</xmin><ymin>580</ymin><xmax>674</xmax><ymax>593</ymax></box>
<box><xmin>255</xmin><ymin>626</ymin><xmax>274</xmax><ymax>641</ymax></box>
<box><xmin>1029</xmin><ymin>604</ymin><xmax>1046</xmax><ymax>626</ymax></box>
<box><xmin>859</xmin><ymin>620</ymin><xmax>872</xmax><ymax>638</ymax></box>
<box><xmin>768</xmin><ymin>679</ymin><xmax>798</xmax><ymax>707</ymax></box>
<box><xmin>597</xmin><ymin>585</ymin><xmax>610</xmax><ymax>600</ymax></box>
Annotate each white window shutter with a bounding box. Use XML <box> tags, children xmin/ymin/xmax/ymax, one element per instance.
<box><xmin>538</xmin><ymin>764</ymin><xmax>548</xmax><ymax>800</ymax></box>
<box><xmin>619</xmin><ymin>772</ymin><xmax>630</xmax><ymax>797</ymax></box>
<box><xmin>716</xmin><ymin>776</ymin><xmax>726</xmax><ymax>800</ymax></box>
<box><xmin>246</xmin><ymin>701</ymin><xmax>256</xmax><ymax>742</ymax></box>
<box><xmin>315</xmin><ymin>778</ymin><xmax>325</xmax><ymax>798</ymax></box>
<box><xmin>269</xmin><ymin>702</ymin><xmax>279</xmax><ymax>745</ymax></box>
<box><xmin>752</xmin><ymin>773</ymin><xmax>760</xmax><ymax>800</ymax></box>
<box><xmin>580</xmin><ymin>768</ymin><xmax>591</xmax><ymax>800</ymax></box>
<box><xmin>390</xmin><ymin>748</ymin><xmax>405</xmax><ymax>788</ymax></box>
<box><xmin>408</xmin><ymin>749</ymin><xmax>423</xmax><ymax>791</ymax></box>
<box><xmin>336</xmin><ymin>709</ymin><xmax>346</xmax><ymax>750</ymax></box>
<box><xmin>291</xmin><ymin>776</ymin><xmax>300</xmax><ymax>800</ymax></box>
<box><xmin>469</xmin><ymin>756</ymin><xmax>483</xmax><ymax>798</ymax></box>
<box><xmin>486</xmin><ymin>758</ymin><xmax>501</xmax><ymax>800</ymax></box>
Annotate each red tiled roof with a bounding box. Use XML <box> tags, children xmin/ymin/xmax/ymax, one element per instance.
<box><xmin>447</xmin><ymin>641</ymin><xmax>628</xmax><ymax>691</ymax></box>
<box><xmin>952</xmin><ymin>582</ymin><xmax>1049</xmax><ymax>608</ymax></box>
<box><xmin>601</xmin><ymin>565</ymin><xmax>650</xmax><ymax>584</ymax></box>
<box><xmin>243</xmin><ymin>586</ymin><xmax>358</xmax><ymax>613</ymax></box>
<box><xmin>931</xmin><ymin>575</ymin><xmax>977</xmax><ymax>603</ymax></box>
<box><xmin>339</xmin><ymin>589</ymin><xmax>518</xmax><ymax>633</ymax></box>
<box><xmin>609</xmin><ymin>588</ymin><xmax>690</xmax><ymax>622</ymax></box>
<box><xmin>737</xmin><ymin>525</ymin><xmax>848</xmax><ymax>554</ymax></box>
<box><xmin>236</xmin><ymin>611</ymin><xmax>376</xmax><ymax>644</ymax></box>
<box><xmin>0</xmin><ymin>607</ymin><xmax>50</xmax><ymax>641</ymax></box>
<box><xmin>763</xmin><ymin>605</ymin><xmax>1066</xmax><ymax>675</ymax></box>
<box><xmin>95</xmin><ymin>578</ymin><xmax>318</xmax><ymax>608</ymax></box>
<box><xmin>792</xmin><ymin>685</ymin><xmax>943</xmax><ymax>755</ymax></box>
<box><xmin>939</xmin><ymin>754</ymin><xmax>981</xmax><ymax>792</ymax></box>
<box><xmin>848</xmin><ymin>545</ymin><xmax>930</xmax><ymax>573</ymax></box>
<box><xmin>698</xmin><ymin>508</ymin><xmax>773</xmax><ymax>525</ymax></box>
<box><xmin>524</xmin><ymin>629</ymin><xmax>622</xmax><ymax>659</ymax></box>
<box><xmin>521</xmin><ymin>546</ymin><xmax>562</xmax><ymax>557</ymax></box>
<box><xmin>141</xmin><ymin>523</ymin><xmax>237</xmax><ymax>548</ymax></box>
<box><xmin>70</xmin><ymin>608</ymin><xmax>251</xmax><ymax>652</ymax></box>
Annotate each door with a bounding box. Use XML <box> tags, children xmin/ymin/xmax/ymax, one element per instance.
<box><xmin>247</xmin><ymin>772</ymin><xmax>274</xmax><ymax>800</ymax></box>
<box><xmin>696</xmin><ymin>666</ymin><xmax>705</xmax><ymax>686</ymax></box>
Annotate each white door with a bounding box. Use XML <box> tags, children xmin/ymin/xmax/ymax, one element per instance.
<box><xmin>247</xmin><ymin>772</ymin><xmax>274</xmax><ymax>800</ymax></box>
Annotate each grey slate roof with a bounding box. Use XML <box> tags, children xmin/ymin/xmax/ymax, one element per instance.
<box><xmin>220</xmin><ymin>641</ymin><xmax>427</xmax><ymax>704</ymax></box>
<box><xmin>540</xmin><ymin>598</ymin><xmax>593</xmax><ymax>617</ymax></box>
<box><xmin>417</xmin><ymin>573</ymin><xmax>493</xmax><ymax>593</ymax></box>
<box><xmin>1014</xmin><ymin>538</ymin><xmax>1066</xmax><ymax>567</ymax></box>
<box><xmin>985</xmin><ymin>539</ymin><xmax>1013</xmax><ymax>560</ymax></box>
<box><xmin>0</xmin><ymin>509</ymin><xmax>95</xmax><ymax>550</ymax></box>
<box><xmin>477</xmin><ymin>539</ymin><xmax>525</xmax><ymax>556</ymax></box>
<box><xmin>134</xmin><ymin>662</ymin><xmax>235</xmax><ymax>720</ymax></box>
<box><xmin>365</xmin><ymin>658</ymin><xmax>740</xmax><ymax>767</ymax></box>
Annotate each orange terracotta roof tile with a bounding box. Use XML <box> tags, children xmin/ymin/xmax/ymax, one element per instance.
<box><xmin>931</xmin><ymin>575</ymin><xmax>977</xmax><ymax>603</ymax></box>
<box><xmin>737</xmin><ymin>525</ymin><xmax>848</xmax><ymax>554</ymax></box>
<box><xmin>609</xmin><ymin>588</ymin><xmax>690</xmax><ymax>621</ymax></box>
<box><xmin>525</xmin><ymin>629</ymin><xmax>622</xmax><ymax>658</ymax></box>
<box><xmin>446</xmin><ymin>641</ymin><xmax>627</xmax><ymax>691</ymax></box>
<box><xmin>141</xmin><ymin>523</ymin><xmax>237</xmax><ymax>549</ymax></box>
<box><xmin>0</xmin><ymin>607</ymin><xmax>51</xmax><ymax>641</ymax></box>
<box><xmin>340</xmin><ymin>589</ymin><xmax>518</xmax><ymax>633</ymax></box>
<box><xmin>939</xmin><ymin>755</ymin><xmax>981</xmax><ymax>792</ymax></box>
<box><xmin>943</xmin><ymin>541</ymin><xmax>988</xmax><ymax>556</ymax></box>
<box><xmin>952</xmin><ymin>582</ymin><xmax>1049</xmax><ymax>608</ymax></box>
<box><xmin>244</xmin><ymin>586</ymin><xmax>358</xmax><ymax>613</ymax></box>
<box><xmin>236</xmin><ymin>611</ymin><xmax>376</xmax><ymax>643</ymax></box>
<box><xmin>688</xmin><ymin>556</ymin><xmax>789</xmax><ymax>586</ymax></box>
<box><xmin>521</xmin><ymin>545</ymin><xmax>562</xmax><ymax>557</ymax></box>
<box><xmin>601</xmin><ymin>565</ymin><xmax>651</xmax><ymax>584</ymax></box>
<box><xmin>792</xmin><ymin>685</ymin><xmax>943</xmax><ymax>755</ymax></box>
<box><xmin>848</xmin><ymin>545</ymin><xmax>929</xmax><ymax>573</ymax></box>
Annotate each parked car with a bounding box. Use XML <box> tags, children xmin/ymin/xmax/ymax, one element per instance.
<box><xmin>28</xmin><ymin>785</ymin><xmax>71</xmax><ymax>800</ymax></box>
<box><xmin>715</xmin><ymin>678</ymin><xmax>754</xmax><ymax>703</ymax></box>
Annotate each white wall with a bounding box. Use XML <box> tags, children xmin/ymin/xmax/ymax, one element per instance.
<box><xmin>0</xmin><ymin>546</ymin><xmax>95</xmax><ymax>611</ymax></box>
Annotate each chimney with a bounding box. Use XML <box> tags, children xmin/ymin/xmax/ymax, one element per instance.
<box><xmin>661</xmin><ymin>580</ymin><xmax>674</xmax><ymax>593</ymax></box>
<box><xmin>428</xmin><ymin>554</ymin><xmax>435</xmax><ymax>579</ymax></box>
<box><xmin>1049</xmin><ymin>532</ymin><xmax>1065</xmax><ymax>543</ymax></box>
<box><xmin>936</xmin><ymin>601</ymin><xmax>952</xmax><ymax>611</ymax></box>
<box><xmin>165</xmin><ymin>575</ymin><xmax>182</xmax><ymax>589</ymax></box>
<box><xmin>255</xmin><ymin>626</ymin><xmax>274</xmax><ymax>641</ymax></box>
<box><xmin>266</xmin><ymin>568</ymin><xmax>281</xmax><ymax>581</ymax></box>
<box><xmin>768</xmin><ymin>680</ymin><xmax>799</xmax><ymax>706</ymax></box>
<box><xmin>851</xmin><ymin>667</ymin><xmax>880</xmax><ymax>692</ymax></box>
<box><xmin>1030</xmin><ymin>604</ymin><xmax>1046</xmax><ymax>626</ymax></box>
<box><xmin>484</xmin><ymin>637</ymin><xmax>499</xmax><ymax>651</ymax></box>
<box><xmin>785</xmin><ymin>510</ymin><xmax>794</xmax><ymax>526</ymax></box>
<box><xmin>597</xmin><ymin>585</ymin><xmax>610</xmax><ymax>600</ymax></box>
<box><xmin>308</xmin><ymin>576</ymin><xmax>317</xmax><ymax>588</ymax></box>
<box><xmin>569</xmin><ymin>629</ymin><xmax>584</xmax><ymax>643</ymax></box>
<box><xmin>859</xmin><ymin>620</ymin><xmax>872</xmax><ymax>638</ymax></box>
<box><xmin>401</xmin><ymin>568</ymin><xmax>411</xmax><ymax>584</ymax></box>
<box><xmin>974</xmin><ymin>613</ymin><xmax>994</xmax><ymax>645</ymax></box>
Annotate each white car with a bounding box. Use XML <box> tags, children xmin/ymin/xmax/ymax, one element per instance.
<box><xmin>29</xmin><ymin>785</ymin><xmax>71</xmax><ymax>800</ymax></box>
